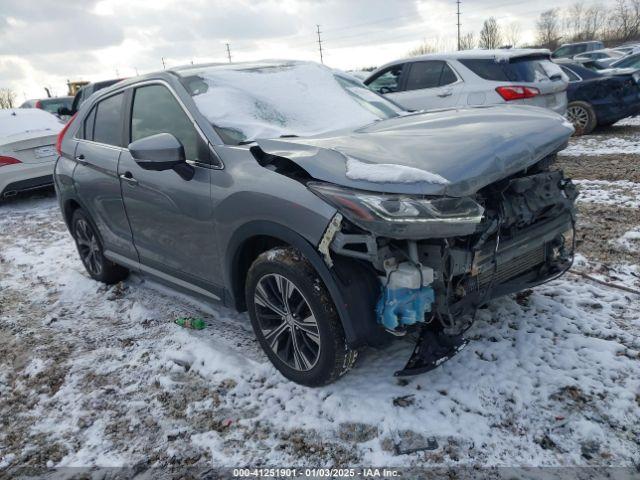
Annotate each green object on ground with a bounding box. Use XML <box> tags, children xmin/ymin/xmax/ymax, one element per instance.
<box><xmin>175</xmin><ymin>317</ymin><xmax>206</xmax><ymax>330</ymax></box>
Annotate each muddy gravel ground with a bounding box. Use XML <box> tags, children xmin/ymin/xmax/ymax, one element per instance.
<box><xmin>0</xmin><ymin>123</ymin><xmax>639</xmax><ymax>476</ymax></box>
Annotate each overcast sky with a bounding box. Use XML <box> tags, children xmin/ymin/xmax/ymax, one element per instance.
<box><xmin>0</xmin><ymin>0</ymin><xmax>612</xmax><ymax>100</ymax></box>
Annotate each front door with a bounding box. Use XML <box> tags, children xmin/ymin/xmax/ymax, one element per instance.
<box><xmin>118</xmin><ymin>83</ymin><xmax>219</xmax><ymax>294</ymax></box>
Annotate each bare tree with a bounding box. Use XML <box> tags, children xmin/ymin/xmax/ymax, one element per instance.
<box><xmin>582</xmin><ymin>5</ymin><xmax>607</xmax><ymax>40</ymax></box>
<box><xmin>407</xmin><ymin>38</ymin><xmax>454</xmax><ymax>56</ymax></box>
<box><xmin>563</xmin><ymin>3</ymin><xmax>585</xmax><ymax>41</ymax></box>
<box><xmin>536</xmin><ymin>9</ymin><xmax>562</xmax><ymax>49</ymax></box>
<box><xmin>0</xmin><ymin>88</ymin><xmax>16</xmax><ymax>109</ymax></box>
<box><xmin>479</xmin><ymin>17</ymin><xmax>502</xmax><ymax>49</ymax></box>
<box><xmin>504</xmin><ymin>22</ymin><xmax>521</xmax><ymax>47</ymax></box>
<box><xmin>459</xmin><ymin>32</ymin><xmax>476</xmax><ymax>50</ymax></box>
<box><xmin>607</xmin><ymin>0</ymin><xmax>640</xmax><ymax>41</ymax></box>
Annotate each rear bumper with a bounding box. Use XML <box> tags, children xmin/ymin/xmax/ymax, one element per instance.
<box><xmin>0</xmin><ymin>162</ymin><xmax>55</xmax><ymax>198</ymax></box>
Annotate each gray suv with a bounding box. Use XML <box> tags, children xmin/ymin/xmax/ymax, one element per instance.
<box><xmin>54</xmin><ymin>61</ymin><xmax>577</xmax><ymax>386</ymax></box>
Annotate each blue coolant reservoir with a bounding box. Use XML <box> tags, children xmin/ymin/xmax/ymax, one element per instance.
<box><xmin>375</xmin><ymin>262</ymin><xmax>435</xmax><ymax>332</ymax></box>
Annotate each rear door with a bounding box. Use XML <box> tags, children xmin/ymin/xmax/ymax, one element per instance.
<box><xmin>72</xmin><ymin>92</ymin><xmax>138</xmax><ymax>260</ymax></box>
<box><xmin>117</xmin><ymin>82</ymin><xmax>220</xmax><ymax>296</ymax></box>
<box><xmin>391</xmin><ymin>60</ymin><xmax>464</xmax><ymax>110</ymax></box>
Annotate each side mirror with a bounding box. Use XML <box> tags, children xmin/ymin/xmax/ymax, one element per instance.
<box><xmin>58</xmin><ymin>106</ymin><xmax>72</xmax><ymax>116</ymax></box>
<box><xmin>128</xmin><ymin>133</ymin><xmax>186</xmax><ymax>171</ymax></box>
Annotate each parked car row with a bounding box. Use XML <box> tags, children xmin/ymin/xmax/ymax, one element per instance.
<box><xmin>363</xmin><ymin>49</ymin><xmax>568</xmax><ymax>114</ymax></box>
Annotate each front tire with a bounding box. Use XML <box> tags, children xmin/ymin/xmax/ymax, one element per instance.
<box><xmin>567</xmin><ymin>101</ymin><xmax>597</xmax><ymax>135</ymax></box>
<box><xmin>71</xmin><ymin>209</ymin><xmax>128</xmax><ymax>284</ymax></box>
<box><xmin>245</xmin><ymin>247</ymin><xmax>357</xmax><ymax>386</ymax></box>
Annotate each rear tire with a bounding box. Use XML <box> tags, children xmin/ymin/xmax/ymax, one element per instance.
<box><xmin>71</xmin><ymin>209</ymin><xmax>128</xmax><ymax>284</ymax></box>
<box><xmin>567</xmin><ymin>101</ymin><xmax>597</xmax><ymax>135</ymax></box>
<box><xmin>245</xmin><ymin>247</ymin><xmax>357</xmax><ymax>386</ymax></box>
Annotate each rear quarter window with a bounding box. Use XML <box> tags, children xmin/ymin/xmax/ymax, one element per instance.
<box><xmin>459</xmin><ymin>57</ymin><xmax>558</xmax><ymax>83</ymax></box>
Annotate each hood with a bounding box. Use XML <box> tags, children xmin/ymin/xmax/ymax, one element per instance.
<box><xmin>256</xmin><ymin>105</ymin><xmax>574</xmax><ymax>197</ymax></box>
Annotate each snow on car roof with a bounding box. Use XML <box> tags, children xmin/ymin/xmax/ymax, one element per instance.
<box><xmin>375</xmin><ymin>48</ymin><xmax>551</xmax><ymax>71</ymax></box>
<box><xmin>176</xmin><ymin>60</ymin><xmax>401</xmax><ymax>143</ymax></box>
<box><xmin>0</xmin><ymin>108</ymin><xmax>63</xmax><ymax>139</ymax></box>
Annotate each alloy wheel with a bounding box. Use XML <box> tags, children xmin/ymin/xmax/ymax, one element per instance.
<box><xmin>566</xmin><ymin>105</ymin><xmax>590</xmax><ymax>130</ymax></box>
<box><xmin>254</xmin><ymin>273</ymin><xmax>321</xmax><ymax>371</ymax></box>
<box><xmin>74</xmin><ymin>218</ymin><xmax>103</xmax><ymax>276</ymax></box>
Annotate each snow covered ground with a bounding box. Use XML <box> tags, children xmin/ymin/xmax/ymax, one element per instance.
<box><xmin>1</xmin><ymin>125</ymin><xmax>639</xmax><ymax>473</ymax></box>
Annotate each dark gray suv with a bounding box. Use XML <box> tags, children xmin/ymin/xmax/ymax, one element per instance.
<box><xmin>54</xmin><ymin>61</ymin><xmax>577</xmax><ymax>386</ymax></box>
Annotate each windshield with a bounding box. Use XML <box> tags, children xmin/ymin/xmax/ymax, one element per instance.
<box><xmin>179</xmin><ymin>62</ymin><xmax>403</xmax><ymax>145</ymax></box>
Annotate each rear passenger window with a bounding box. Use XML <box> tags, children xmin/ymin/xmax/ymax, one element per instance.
<box><xmin>83</xmin><ymin>106</ymin><xmax>96</xmax><ymax>140</ymax></box>
<box><xmin>131</xmin><ymin>84</ymin><xmax>207</xmax><ymax>162</ymax></box>
<box><xmin>439</xmin><ymin>64</ymin><xmax>458</xmax><ymax>85</ymax></box>
<box><xmin>404</xmin><ymin>61</ymin><xmax>457</xmax><ymax>91</ymax></box>
<box><xmin>92</xmin><ymin>93</ymin><xmax>123</xmax><ymax>146</ymax></box>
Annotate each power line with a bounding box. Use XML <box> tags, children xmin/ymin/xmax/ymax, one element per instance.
<box><xmin>316</xmin><ymin>25</ymin><xmax>324</xmax><ymax>64</ymax></box>
<box><xmin>226</xmin><ymin>43</ymin><xmax>232</xmax><ymax>63</ymax></box>
<box><xmin>457</xmin><ymin>0</ymin><xmax>462</xmax><ymax>50</ymax></box>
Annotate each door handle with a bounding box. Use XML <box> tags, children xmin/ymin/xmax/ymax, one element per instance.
<box><xmin>437</xmin><ymin>89</ymin><xmax>453</xmax><ymax>98</ymax></box>
<box><xmin>76</xmin><ymin>154</ymin><xmax>85</xmax><ymax>160</ymax></box>
<box><xmin>120</xmin><ymin>172</ymin><xmax>138</xmax><ymax>186</ymax></box>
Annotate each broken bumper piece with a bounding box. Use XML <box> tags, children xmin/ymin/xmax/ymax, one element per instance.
<box><xmin>395</xmin><ymin>330</ymin><xmax>468</xmax><ymax>376</ymax></box>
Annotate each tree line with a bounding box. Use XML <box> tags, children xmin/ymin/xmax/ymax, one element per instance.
<box><xmin>408</xmin><ymin>0</ymin><xmax>640</xmax><ymax>57</ymax></box>
<box><xmin>536</xmin><ymin>0</ymin><xmax>640</xmax><ymax>49</ymax></box>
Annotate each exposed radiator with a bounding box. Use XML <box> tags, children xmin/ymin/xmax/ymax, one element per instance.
<box><xmin>478</xmin><ymin>244</ymin><xmax>546</xmax><ymax>287</ymax></box>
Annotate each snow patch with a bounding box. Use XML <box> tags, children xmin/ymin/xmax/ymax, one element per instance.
<box><xmin>0</xmin><ymin>108</ymin><xmax>63</xmax><ymax>139</ymax></box>
<box><xmin>345</xmin><ymin>157</ymin><xmax>450</xmax><ymax>184</ymax></box>
<box><xmin>614</xmin><ymin>227</ymin><xmax>640</xmax><ymax>252</ymax></box>
<box><xmin>191</xmin><ymin>62</ymin><xmax>398</xmax><ymax>143</ymax></box>
<box><xmin>574</xmin><ymin>179</ymin><xmax>640</xmax><ymax>208</ymax></box>
<box><xmin>561</xmin><ymin>136</ymin><xmax>640</xmax><ymax>156</ymax></box>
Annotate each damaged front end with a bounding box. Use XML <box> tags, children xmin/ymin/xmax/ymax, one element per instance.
<box><xmin>312</xmin><ymin>155</ymin><xmax>578</xmax><ymax>376</ymax></box>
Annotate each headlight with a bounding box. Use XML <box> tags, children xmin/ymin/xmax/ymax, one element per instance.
<box><xmin>308</xmin><ymin>182</ymin><xmax>484</xmax><ymax>239</ymax></box>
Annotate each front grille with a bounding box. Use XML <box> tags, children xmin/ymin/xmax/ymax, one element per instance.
<box><xmin>478</xmin><ymin>244</ymin><xmax>546</xmax><ymax>287</ymax></box>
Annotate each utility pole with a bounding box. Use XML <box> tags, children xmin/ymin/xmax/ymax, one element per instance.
<box><xmin>226</xmin><ymin>43</ymin><xmax>232</xmax><ymax>63</ymax></box>
<box><xmin>456</xmin><ymin>0</ymin><xmax>461</xmax><ymax>51</ymax></box>
<box><xmin>316</xmin><ymin>25</ymin><xmax>324</xmax><ymax>64</ymax></box>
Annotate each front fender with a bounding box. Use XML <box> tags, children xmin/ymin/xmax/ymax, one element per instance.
<box><xmin>225</xmin><ymin>220</ymin><xmax>389</xmax><ymax>348</ymax></box>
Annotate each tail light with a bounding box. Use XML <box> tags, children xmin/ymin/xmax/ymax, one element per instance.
<box><xmin>496</xmin><ymin>86</ymin><xmax>540</xmax><ymax>101</ymax></box>
<box><xmin>0</xmin><ymin>155</ymin><xmax>22</xmax><ymax>167</ymax></box>
<box><xmin>55</xmin><ymin>113</ymin><xmax>78</xmax><ymax>156</ymax></box>
<box><xmin>35</xmin><ymin>100</ymin><xmax>42</xmax><ymax>109</ymax></box>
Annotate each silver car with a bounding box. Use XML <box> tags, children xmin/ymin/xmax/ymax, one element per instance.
<box><xmin>55</xmin><ymin>61</ymin><xmax>577</xmax><ymax>386</ymax></box>
<box><xmin>1</xmin><ymin>109</ymin><xmax>63</xmax><ymax>199</ymax></box>
<box><xmin>364</xmin><ymin>49</ymin><xmax>568</xmax><ymax>115</ymax></box>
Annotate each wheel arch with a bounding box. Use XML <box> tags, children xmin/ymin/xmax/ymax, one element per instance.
<box><xmin>225</xmin><ymin>221</ymin><xmax>388</xmax><ymax>349</ymax></box>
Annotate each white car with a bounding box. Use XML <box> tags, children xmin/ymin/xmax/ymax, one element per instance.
<box><xmin>0</xmin><ymin>109</ymin><xmax>63</xmax><ymax>199</ymax></box>
<box><xmin>573</xmin><ymin>48</ymin><xmax>625</xmax><ymax>66</ymax></box>
<box><xmin>363</xmin><ymin>49</ymin><xmax>568</xmax><ymax>115</ymax></box>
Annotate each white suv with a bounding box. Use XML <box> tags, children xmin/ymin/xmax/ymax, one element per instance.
<box><xmin>364</xmin><ymin>49</ymin><xmax>568</xmax><ymax>115</ymax></box>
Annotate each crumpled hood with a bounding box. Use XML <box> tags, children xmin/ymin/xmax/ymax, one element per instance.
<box><xmin>256</xmin><ymin>105</ymin><xmax>574</xmax><ymax>197</ymax></box>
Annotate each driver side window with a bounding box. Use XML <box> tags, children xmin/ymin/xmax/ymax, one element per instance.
<box><xmin>131</xmin><ymin>84</ymin><xmax>208</xmax><ymax>163</ymax></box>
<box><xmin>367</xmin><ymin>65</ymin><xmax>404</xmax><ymax>94</ymax></box>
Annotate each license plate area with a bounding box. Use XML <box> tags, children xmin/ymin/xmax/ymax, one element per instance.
<box><xmin>34</xmin><ymin>145</ymin><xmax>56</xmax><ymax>158</ymax></box>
